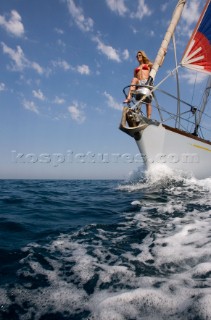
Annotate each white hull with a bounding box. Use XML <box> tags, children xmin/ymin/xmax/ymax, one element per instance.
<box><xmin>119</xmin><ymin>107</ymin><xmax>211</xmax><ymax>179</ymax></box>
<box><xmin>136</xmin><ymin>123</ymin><xmax>211</xmax><ymax>179</ymax></box>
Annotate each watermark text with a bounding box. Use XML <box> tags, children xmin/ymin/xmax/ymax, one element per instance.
<box><xmin>11</xmin><ymin>150</ymin><xmax>200</xmax><ymax>166</ymax></box>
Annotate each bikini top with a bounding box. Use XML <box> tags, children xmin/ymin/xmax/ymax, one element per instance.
<box><xmin>135</xmin><ymin>64</ymin><xmax>149</xmax><ymax>74</ymax></box>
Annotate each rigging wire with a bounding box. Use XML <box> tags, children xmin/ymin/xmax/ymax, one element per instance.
<box><xmin>172</xmin><ymin>33</ymin><xmax>181</xmax><ymax>129</ymax></box>
<box><xmin>190</xmin><ymin>73</ymin><xmax>197</xmax><ymax>107</ymax></box>
<box><xmin>151</xmin><ymin>101</ymin><xmax>211</xmax><ymax>135</ymax></box>
<box><xmin>150</xmin><ymin>88</ymin><xmax>211</xmax><ymax>135</ymax></box>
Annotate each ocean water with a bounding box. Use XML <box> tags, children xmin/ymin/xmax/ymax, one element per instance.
<box><xmin>1</xmin><ymin>167</ymin><xmax>211</xmax><ymax>320</ymax></box>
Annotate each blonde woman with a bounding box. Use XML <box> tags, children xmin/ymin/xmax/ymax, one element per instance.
<box><xmin>124</xmin><ymin>50</ymin><xmax>153</xmax><ymax>118</ymax></box>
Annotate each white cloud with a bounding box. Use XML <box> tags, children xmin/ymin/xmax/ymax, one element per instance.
<box><xmin>182</xmin><ymin>0</ymin><xmax>200</xmax><ymax>28</ymax></box>
<box><xmin>122</xmin><ymin>49</ymin><xmax>129</xmax><ymax>60</ymax></box>
<box><xmin>23</xmin><ymin>99</ymin><xmax>39</xmax><ymax>114</ymax></box>
<box><xmin>161</xmin><ymin>3</ymin><xmax>168</xmax><ymax>12</ymax></box>
<box><xmin>32</xmin><ymin>89</ymin><xmax>45</xmax><ymax>101</ymax></box>
<box><xmin>106</xmin><ymin>0</ymin><xmax>128</xmax><ymax>16</ymax></box>
<box><xmin>55</xmin><ymin>27</ymin><xmax>64</xmax><ymax>35</ymax></box>
<box><xmin>178</xmin><ymin>0</ymin><xmax>201</xmax><ymax>37</ymax></box>
<box><xmin>66</xmin><ymin>0</ymin><xmax>94</xmax><ymax>32</ymax></box>
<box><xmin>0</xmin><ymin>10</ymin><xmax>24</xmax><ymax>37</ymax></box>
<box><xmin>93</xmin><ymin>36</ymin><xmax>121</xmax><ymax>62</ymax></box>
<box><xmin>77</xmin><ymin>64</ymin><xmax>90</xmax><ymax>75</ymax></box>
<box><xmin>68</xmin><ymin>102</ymin><xmax>86</xmax><ymax>123</ymax></box>
<box><xmin>150</xmin><ymin>30</ymin><xmax>155</xmax><ymax>37</ymax></box>
<box><xmin>0</xmin><ymin>82</ymin><xmax>6</xmax><ymax>91</ymax></box>
<box><xmin>65</xmin><ymin>0</ymin><xmax>128</xmax><ymax>63</ymax></box>
<box><xmin>2</xmin><ymin>42</ymin><xmax>27</xmax><ymax>70</ymax></box>
<box><xmin>31</xmin><ymin>62</ymin><xmax>43</xmax><ymax>74</ymax></box>
<box><xmin>1</xmin><ymin>42</ymin><xmax>44</xmax><ymax>74</ymax></box>
<box><xmin>52</xmin><ymin>60</ymin><xmax>90</xmax><ymax>75</ymax></box>
<box><xmin>54</xmin><ymin>96</ymin><xmax>65</xmax><ymax>105</ymax></box>
<box><xmin>106</xmin><ymin>0</ymin><xmax>151</xmax><ymax>20</ymax></box>
<box><xmin>180</xmin><ymin>70</ymin><xmax>207</xmax><ymax>85</ymax></box>
<box><xmin>57</xmin><ymin>39</ymin><xmax>66</xmax><ymax>49</ymax></box>
<box><xmin>104</xmin><ymin>91</ymin><xmax>122</xmax><ymax>111</ymax></box>
<box><xmin>130</xmin><ymin>0</ymin><xmax>152</xmax><ymax>20</ymax></box>
<box><xmin>130</xmin><ymin>26</ymin><xmax>138</xmax><ymax>34</ymax></box>
<box><xmin>52</xmin><ymin>59</ymin><xmax>71</xmax><ymax>71</ymax></box>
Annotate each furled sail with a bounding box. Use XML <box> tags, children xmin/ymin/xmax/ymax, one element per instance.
<box><xmin>181</xmin><ymin>0</ymin><xmax>211</xmax><ymax>74</ymax></box>
<box><xmin>148</xmin><ymin>0</ymin><xmax>186</xmax><ymax>82</ymax></box>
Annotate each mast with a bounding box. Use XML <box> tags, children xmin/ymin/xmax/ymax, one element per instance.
<box><xmin>148</xmin><ymin>0</ymin><xmax>186</xmax><ymax>85</ymax></box>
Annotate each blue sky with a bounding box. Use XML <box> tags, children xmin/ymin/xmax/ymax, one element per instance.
<box><xmin>0</xmin><ymin>0</ymin><xmax>209</xmax><ymax>179</ymax></box>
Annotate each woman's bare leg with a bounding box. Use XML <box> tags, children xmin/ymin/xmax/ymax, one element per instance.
<box><xmin>124</xmin><ymin>78</ymin><xmax>139</xmax><ymax>103</ymax></box>
<box><xmin>146</xmin><ymin>103</ymin><xmax>152</xmax><ymax>119</ymax></box>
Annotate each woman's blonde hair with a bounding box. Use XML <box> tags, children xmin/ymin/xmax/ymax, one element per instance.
<box><xmin>136</xmin><ymin>50</ymin><xmax>151</xmax><ymax>64</ymax></box>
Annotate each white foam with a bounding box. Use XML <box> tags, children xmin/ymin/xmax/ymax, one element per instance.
<box><xmin>157</xmin><ymin>201</ymin><xmax>185</xmax><ymax>214</ymax></box>
<box><xmin>194</xmin><ymin>294</ymin><xmax>211</xmax><ymax>319</ymax></box>
<box><xmin>191</xmin><ymin>262</ymin><xmax>211</xmax><ymax>278</ymax></box>
<box><xmin>184</xmin><ymin>176</ymin><xmax>211</xmax><ymax>192</ymax></box>
<box><xmin>0</xmin><ymin>288</ymin><xmax>11</xmax><ymax>308</ymax></box>
<box><xmin>131</xmin><ymin>200</ymin><xmax>142</xmax><ymax>206</ymax></box>
<box><xmin>2</xmin><ymin>174</ymin><xmax>211</xmax><ymax>319</ymax></box>
<box><xmin>119</xmin><ymin>162</ymin><xmax>211</xmax><ymax>195</ymax></box>
<box><xmin>117</xmin><ymin>181</ymin><xmax>147</xmax><ymax>192</ymax></box>
<box><xmin>2</xmin><ymin>219</ymin><xmax>211</xmax><ymax>320</ymax></box>
<box><xmin>90</xmin><ymin>287</ymin><xmax>191</xmax><ymax>320</ymax></box>
<box><xmin>98</xmin><ymin>265</ymin><xmax>133</xmax><ymax>284</ymax></box>
<box><xmin>145</xmin><ymin>163</ymin><xmax>177</xmax><ymax>183</ymax></box>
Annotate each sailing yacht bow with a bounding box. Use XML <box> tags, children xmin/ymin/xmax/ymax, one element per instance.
<box><xmin>119</xmin><ymin>0</ymin><xmax>211</xmax><ymax>179</ymax></box>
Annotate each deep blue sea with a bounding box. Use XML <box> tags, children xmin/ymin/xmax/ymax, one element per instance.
<box><xmin>1</xmin><ymin>167</ymin><xmax>211</xmax><ymax>320</ymax></box>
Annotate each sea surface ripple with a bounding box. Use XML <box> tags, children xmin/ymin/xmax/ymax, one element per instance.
<box><xmin>1</xmin><ymin>170</ymin><xmax>211</xmax><ymax>319</ymax></box>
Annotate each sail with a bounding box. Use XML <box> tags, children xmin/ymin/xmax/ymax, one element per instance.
<box><xmin>181</xmin><ymin>0</ymin><xmax>211</xmax><ymax>74</ymax></box>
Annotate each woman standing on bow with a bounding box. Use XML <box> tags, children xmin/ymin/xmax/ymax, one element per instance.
<box><xmin>124</xmin><ymin>50</ymin><xmax>153</xmax><ymax>119</ymax></box>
